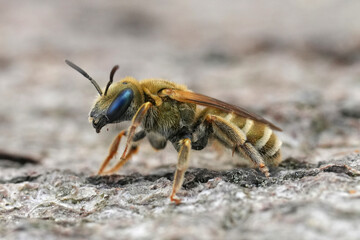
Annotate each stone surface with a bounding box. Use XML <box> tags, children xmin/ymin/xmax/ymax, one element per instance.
<box><xmin>1</xmin><ymin>156</ymin><xmax>360</xmax><ymax>240</ymax></box>
<box><xmin>1</xmin><ymin>0</ymin><xmax>360</xmax><ymax>239</ymax></box>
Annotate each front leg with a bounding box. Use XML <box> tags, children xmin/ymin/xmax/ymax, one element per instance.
<box><xmin>98</xmin><ymin>130</ymin><xmax>146</xmax><ymax>175</ymax></box>
<box><xmin>98</xmin><ymin>130</ymin><xmax>126</xmax><ymax>175</ymax></box>
<box><xmin>120</xmin><ymin>102</ymin><xmax>153</xmax><ymax>161</ymax></box>
<box><xmin>98</xmin><ymin>102</ymin><xmax>152</xmax><ymax>175</ymax></box>
<box><xmin>170</xmin><ymin>138</ymin><xmax>192</xmax><ymax>204</ymax></box>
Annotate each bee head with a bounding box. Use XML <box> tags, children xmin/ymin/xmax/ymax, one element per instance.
<box><xmin>65</xmin><ymin>60</ymin><xmax>144</xmax><ymax>133</ymax></box>
<box><xmin>90</xmin><ymin>78</ymin><xmax>144</xmax><ymax>133</ymax></box>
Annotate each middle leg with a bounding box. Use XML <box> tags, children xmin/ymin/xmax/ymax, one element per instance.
<box><xmin>170</xmin><ymin>138</ymin><xmax>191</xmax><ymax>204</ymax></box>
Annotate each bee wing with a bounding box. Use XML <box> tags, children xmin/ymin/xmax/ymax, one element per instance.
<box><xmin>159</xmin><ymin>89</ymin><xmax>282</xmax><ymax>131</ymax></box>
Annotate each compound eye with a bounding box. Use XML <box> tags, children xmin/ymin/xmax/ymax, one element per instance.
<box><xmin>106</xmin><ymin>89</ymin><xmax>134</xmax><ymax>122</ymax></box>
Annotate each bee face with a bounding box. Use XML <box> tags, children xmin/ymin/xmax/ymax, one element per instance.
<box><xmin>64</xmin><ymin>60</ymin><xmax>145</xmax><ymax>133</ymax></box>
<box><xmin>90</xmin><ymin>80</ymin><xmax>143</xmax><ymax>133</ymax></box>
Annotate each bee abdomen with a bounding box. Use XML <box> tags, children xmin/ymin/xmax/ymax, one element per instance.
<box><xmin>233</xmin><ymin>117</ymin><xmax>282</xmax><ymax>163</ymax></box>
<box><xmin>254</xmin><ymin>126</ymin><xmax>272</xmax><ymax>149</ymax></box>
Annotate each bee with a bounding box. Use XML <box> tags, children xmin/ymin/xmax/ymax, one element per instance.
<box><xmin>65</xmin><ymin>60</ymin><xmax>283</xmax><ymax>204</ymax></box>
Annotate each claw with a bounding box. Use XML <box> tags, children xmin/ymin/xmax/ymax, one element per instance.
<box><xmin>170</xmin><ymin>195</ymin><xmax>181</xmax><ymax>205</ymax></box>
<box><xmin>259</xmin><ymin>164</ymin><xmax>270</xmax><ymax>178</ymax></box>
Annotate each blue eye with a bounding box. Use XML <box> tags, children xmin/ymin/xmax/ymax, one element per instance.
<box><xmin>106</xmin><ymin>89</ymin><xmax>134</xmax><ymax>122</ymax></box>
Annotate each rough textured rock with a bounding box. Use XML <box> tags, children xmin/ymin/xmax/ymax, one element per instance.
<box><xmin>1</xmin><ymin>155</ymin><xmax>360</xmax><ymax>239</ymax></box>
<box><xmin>1</xmin><ymin>0</ymin><xmax>360</xmax><ymax>239</ymax></box>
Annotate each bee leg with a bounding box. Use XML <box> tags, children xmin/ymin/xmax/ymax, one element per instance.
<box><xmin>120</xmin><ymin>102</ymin><xmax>153</xmax><ymax>162</ymax></box>
<box><xmin>206</xmin><ymin>115</ymin><xmax>269</xmax><ymax>177</ymax></box>
<box><xmin>99</xmin><ymin>102</ymin><xmax>152</xmax><ymax>175</ymax></box>
<box><xmin>98</xmin><ymin>130</ymin><xmax>126</xmax><ymax>174</ymax></box>
<box><xmin>238</xmin><ymin>143</ymin><xmax>270</xmax><ymax>177</ymax></box>
<box><xmin>99</xmin><ymin>130</ymin><xmax>146</xmax><ymax>175</ymax></box>
<box><xmin>101</xmin><ymin>145</ymin><xmax>140</xmax><ymax>174</ymax></box>
<box><xmin>170</xmin><ymin>138</ymin><xmax>191</xmax><ymax>204</ymax></box>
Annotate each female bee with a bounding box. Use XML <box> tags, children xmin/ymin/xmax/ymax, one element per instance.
<box><xmin>66</xmin><ymin>60</ymin><xmax>282</xmax><ymax>204</ymax></box>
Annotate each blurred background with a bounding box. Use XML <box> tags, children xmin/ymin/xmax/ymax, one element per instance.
<box><xmin>1</xmin><ymin>0</ymin><xmax>360</xmax><ymax>175</ymax></box>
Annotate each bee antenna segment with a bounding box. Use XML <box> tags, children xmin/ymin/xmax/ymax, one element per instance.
<box><xmin>65</xmin><ymin>60</ymin><xmax>103</xmax><ymax>96</ymax></box>
<box><xmin>104</xmin><ymin>65</ymin><xmax>119</xmax><ymax>96</ymax></box>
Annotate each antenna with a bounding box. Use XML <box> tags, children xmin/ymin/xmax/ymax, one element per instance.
<box><xmin>104</xmin><ymin>65</ymin><xmax>119</xmax><ymax>96</ymax></box>
<box><xmin>65</xmin><ymin>60</ymin><xmax>103</xmax><ymax>96</ymax></box>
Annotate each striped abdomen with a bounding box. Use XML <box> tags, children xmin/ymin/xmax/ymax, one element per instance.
<box><xmin>204</xmin><ymin>108</ymin><xmax>282</xmax><ymax>166</ymax></box>
<box><xmin>234</xmin><ymin>117</ymin><xmax>282</xmax><ymax>166</ymax></box>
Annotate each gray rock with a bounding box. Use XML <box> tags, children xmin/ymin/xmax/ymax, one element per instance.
<box><xmin>1</xmin><ymin>155</ymin><xmax>360</xmax><ymax>240</ymax></box>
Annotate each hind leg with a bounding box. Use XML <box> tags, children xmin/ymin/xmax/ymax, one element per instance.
<box><xmin>238</xmin><ymin>142</ymin><xmax>270</xmax><ymax>177</ymax></box>
<box><xmin>195</xmin><ymin>114</ymin><xmax>269</xmax><ymax>177</ymax></box>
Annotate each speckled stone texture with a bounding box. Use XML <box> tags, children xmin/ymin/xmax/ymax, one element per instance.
<box><xmin>1</xmin><ymin>1</ymin><xmax>360</xmax><ymax>239</ymax></box>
